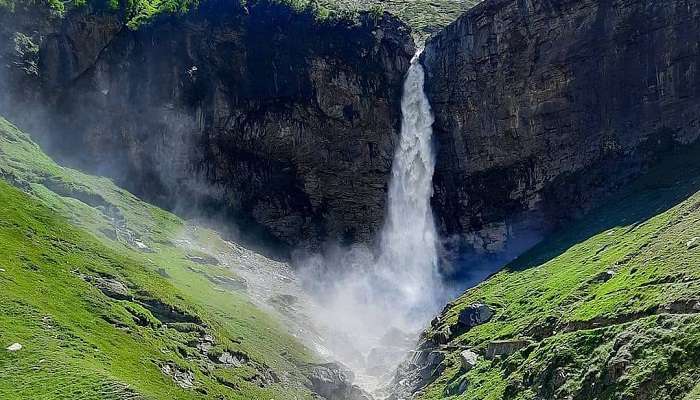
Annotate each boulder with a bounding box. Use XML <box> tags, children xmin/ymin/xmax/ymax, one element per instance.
<box><xmin>687</xmin><ymin>237</ymin><xmax>699</xmax><ymax>249</ymax></box>
<box><xmin>161</xmin><ymin>363</ymin><xmax>194</xmax><ymax>389</ymax></box>
<box><xmin>387</xmin><ymin>348</ymin><xmax>447</xmax><ymax>397</ymax></box>
<box><xmin>218</xmin><ymin>351</ymin><xmax>246</xmax><ymax>367</ymax></box>
<box><xmin>91</xmin><ymin>277</ymin><xmax>130</xmax><ymax>300</ymax></box>
<box><xmin>6</xmin><ymin>343</ymin><xmax>22</xmax><ymax>352</ymax></box>
<box><xmin>457</xmin><ymin>304</ymin><xmax>494</xmax><ymax>330</ymax></box>
<box><xmin>307</xmin><ymin>362</ymin><xmax>370</xmax><ymax>400</ymax></box>
<box><xmin>593</xmin><ymin>270</ymin><xmax>616</xmax><ymax>283</ymax></box>
<box><xmin>459</xmin><ymin>349</ymin><xmax>479</xmax><ymax>371</ymax></box>
<box><xmin>485</xmin><ymin>340</ymin><xmax>530</xmax><ymax>360</ymax></box>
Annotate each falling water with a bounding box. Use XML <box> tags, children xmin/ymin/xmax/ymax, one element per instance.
<box><xmin>377</xmin><ymin>52</ymin><xmax>441</xmax><ymax>320</ymax></box>
<box><xmin>298</xmin><ymin>52</ymin><xmax>444</xmax><ymax>393</ymax></box>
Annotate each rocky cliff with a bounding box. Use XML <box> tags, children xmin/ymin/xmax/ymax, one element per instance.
<box><xmin>0</xmin><ymin>0</ymin><xmax>414</xmax><ymax>252</ymax></box>
<box><xmin>423</xmin><ymin>0</ymin><xmax>700</xmax><ymax>260</ymax></box>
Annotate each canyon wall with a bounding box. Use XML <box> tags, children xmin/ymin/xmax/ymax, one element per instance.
<box><xmin>423</xmin><ymin>0</ymin><xmax>700</xmax><ymax>258</ymax></box>
<box><xmin>0</xmin><ymin>0</ymin><xmax>414</xmax><ymax>251</ymax></box>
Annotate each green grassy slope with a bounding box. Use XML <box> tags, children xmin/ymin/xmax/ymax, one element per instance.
<box><xmin>421</xmin><ymin>145</ymin><xmax>700</xmax><ymax>400</ymax></box>
<box><xmin>0</xmin><ymin>117</ymin><xmax>318</xmax><ymax>399</ymax></box>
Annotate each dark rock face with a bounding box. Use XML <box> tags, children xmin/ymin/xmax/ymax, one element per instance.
<box><xmin>0</xmin><ymin>1</ymin><xmax>414</xmax><ymax>251</ymax></box>
<box><xmin>423</xmin><ymin>0</ymin><xmax>700</xmax><ymax>256</ymax></box>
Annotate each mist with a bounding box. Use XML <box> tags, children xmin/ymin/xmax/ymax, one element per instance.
<box><xmin>293</xmin><ymin>54</ymin><xmax>451</xmax><ymax>391</ymax></box>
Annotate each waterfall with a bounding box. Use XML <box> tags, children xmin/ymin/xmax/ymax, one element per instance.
<box><xmin>376</xmin><ymin>52</ymin><xmax>442</xmax><ymax>324</ymax></box>
<box><xmin>298</xmin><ymin>52</ymin><xmax>444</xmax><ymax>392</ymax></box>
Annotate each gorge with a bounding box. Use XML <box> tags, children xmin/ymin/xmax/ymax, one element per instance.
<box><xmin>1</xmin><ymin>0</ymin><xmax>699</xmax><ymax>399</ymax></box>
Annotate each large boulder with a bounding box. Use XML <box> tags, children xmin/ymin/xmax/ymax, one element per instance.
<box><xmin>457</xmin><ymin>303</ymin><xmax>494</xmax><ymax>331</ymax></box>
<box><xmin>459</xmin><ymin>349</ymin><xmax>478</xmax><ymax>372</ymax></box>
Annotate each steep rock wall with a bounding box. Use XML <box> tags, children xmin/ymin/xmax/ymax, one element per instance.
<box><xmin>0</xmin><ymin>0</ymin><xmax>414</xmax><ymax>252</ymax></box>
<box><xmin>423</xmin><ymin>0</ymin><xmax>700</xmax><ymax>258</ymax></box>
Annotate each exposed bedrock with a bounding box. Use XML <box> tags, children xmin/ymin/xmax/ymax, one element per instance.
<box><xmin>0</xmin><ymin>0</ymin><xmax>414</xmax><ymax>252</ymax></box>
<box><xmin>422</xmin><ymin>0</ymin><xmax>700</xmax><ymax>260</ymax></box>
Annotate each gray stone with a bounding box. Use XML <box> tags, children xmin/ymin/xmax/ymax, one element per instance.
<box><xmin>485</xmin><ymin>340</ymin><xmax>530</xmax><ymax>360</ymax></box>
<box><xmin>91</xmin><ymin>277</ymin><xmax>130</xmax><ymax>300</ymax></box>
<box><xmin>459</xmin><ymin>349</ymin><xmax>478</xmax><ymax>371</ymax></box>
<box><xmin>423</xmin><ymin>0</ymin><xmax>700</xmax><ymax>257</ymax></box>
<box><xmin>6</xmin><ymin>343</ymin><xmax>22</xmax><ymax>352</ymax></box>
<box><xmin>306</xmin><ymin>362</ymin><xmax>371</xmax><ymax>400</ymax></box>
<box><xmin>218</xmin><ymin>351</ymin><xmax>245</xmax><ymax>367</ymax></box>
<box><xmin>687</xmin><ymin>237</ymin><xmax>699</xmax><ymax>249</ymax></box>
<box><xmin>161</xmin><ymin>363</ymin><xmax>194</xmax><ymax>389</ymax></box>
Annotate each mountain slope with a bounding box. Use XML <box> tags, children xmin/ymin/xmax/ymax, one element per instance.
<box><xmin>0</xmin><ymin>116</ymin><xmax>323</xmax><ymax>399</ymax></box>
<box><xmin>392</xmin><ymin>144</ymin><xmax>700</xmax><ymax>399</ymax></box>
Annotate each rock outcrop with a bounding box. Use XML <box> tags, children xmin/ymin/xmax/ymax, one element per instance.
<box><xmin>0</xmin><ymin>0</ymin><xmax>414</xmax><ymax>251</ymax></box>
<box><xmin>306</xmin><ymin>363</ymin><xmax>371</xmax><ymax>400</ymax></box>
<box><xmin>423</xmin><ymin>0</ymin><xmax>700</xmax><ymax>256</ymax></box>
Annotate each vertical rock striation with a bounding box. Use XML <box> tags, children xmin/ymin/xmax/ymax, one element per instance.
<box><xmin>422</xmin><ymin>0</ymin><xmax>700</xmax><ymax>257</ymax></box>
<box><xmin>0</xmin><ymin>0</ymin><xmax>415</xmax><ymax>251</ymax></box>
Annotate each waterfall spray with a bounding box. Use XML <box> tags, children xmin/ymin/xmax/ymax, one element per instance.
<box><xmin>298</xmin><ymin>52</ymin><xmax>444</xmax><ymax>392</ymax></box>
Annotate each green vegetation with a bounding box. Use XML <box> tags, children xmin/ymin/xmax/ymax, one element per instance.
<box><xmin>421</xmin><ymin>144</ymin><xmax>700</xmax><ymax>399</ymax></box>
<box><xmin>1</xmin><ymin>0</ymin><xmax>479</xmax><ymax>40</ymax></box>
<box><xmin>0</xmin><ymin>116</ymin><xmax>317</xmax><ymax>399</ymax></box>
<box><xmin>317</xmin><ymin>0</ymin><xmax>480</xmax><ymax>40</ymax></box>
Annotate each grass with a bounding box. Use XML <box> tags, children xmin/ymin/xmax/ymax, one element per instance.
<box><xmin>0</xmin><ymin>116</ymin><xmax>318</xmax><ymax>399</ymax></box>
<box><xmin>420</xmin><ymin>143</ymin><xmax>700</xmax><ymax>399</ymax></box>
<box><xmin>1</xmin><ymin>0</ymin><xmax>480</xmax><ymax>40</ymax></box>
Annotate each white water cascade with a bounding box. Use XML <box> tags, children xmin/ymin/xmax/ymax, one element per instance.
<box><xmin>377</xmin><ymin>52</ymin><xmax>442</xmax><ymax>321</ymax></box>
<box><xmin>299</xmin><ymin>52</ymin><xmax>445</xmax><ymax>393</ymax></box>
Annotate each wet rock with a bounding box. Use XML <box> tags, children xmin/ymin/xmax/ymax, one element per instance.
<box><xmin>161</xmin><ymin>363</ymin><xmax>194</xmax><ymax>389</ymax></box>
<box><xmin>6</xmin><ymin>343</ymin><xmax>22</xmax><ymax>352</ymax></box>
<box><xmin>306</xmin><ymin>362</ymin><xmax>370</xmax><ymax>400</ymax></box>
<box><xmin>485</xmin><ymin>339</ymin><xmax>530</xmax><ymax>360</ymax></box>
<box><xmin>387</xmin><ymin>346</ymin><xmax>447</xmax><ymax>397</ymax></box>
<box><xmin>459</xmin><ymin>349</ymin><xmax>478</xmax><ymax>371</ymax></box>
<box><xmin>433</xmin><ymin>328</ymin><xmax>451</xmax><ymax>345</ymax></box>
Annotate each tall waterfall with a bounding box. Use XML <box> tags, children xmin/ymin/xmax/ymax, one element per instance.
<box><xmin>377</xmin><ymin>53</ymin><xmax>442</xmax><ymax>323</ymax></box>
<box><xmin>298</xmin><ymin>52</ymin><xmax>444</xmax><ymax>392</ymax></box>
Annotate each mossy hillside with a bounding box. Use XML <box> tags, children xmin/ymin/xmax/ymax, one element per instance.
<box><xmin>0</xmin><ymin>116</ymin><xmax>317</xmax><ymax>399</ymax></box>
<box><xmin>420</xmin><ymin>144</ymin><xmax>700</xmax><ymax>399</ymax></box>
